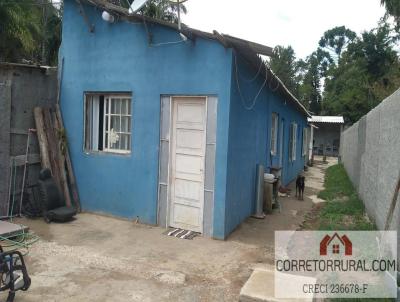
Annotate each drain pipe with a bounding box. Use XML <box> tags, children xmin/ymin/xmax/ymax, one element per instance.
<box><xmin>253</xmin><ymin>164</ymin><xmax>265</xmax><ymax>219</ymax></box>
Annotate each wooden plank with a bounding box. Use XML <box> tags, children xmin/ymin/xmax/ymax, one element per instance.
<box><xmin>33</xmin><ymin>107</ymin><xmax>52</xmax><ymax>171</ymax></box>
<box><xmin>10</xmin><ymin>128</ymin><xmax>28</xmax><ymax>135</ymax></box>
<box><xmin>51</xmin><ymin>109</ymin><xmax>72</xmax><ymax>208</ymax></box>
<box><xmin>55</xmin><ymin>104</ymin><xmax>81</xmax><ymax>211</ymax></box>
<box><xmin>0</xmin><ymin>80</ymin><xmax>12</xmax><ymax>217</ymax></box>
<box><xmin>223</xmin><ymin>34</ymin><xmax>274</xmax><ymax>57</ymax></box>
<box><xmin>11</xmin><ymin>154</ymin><xmax>41</xmax><ymax>166</ymax></box>
<box><xmin>75</xmin><ymin>0</ymin><xmax>95</xmax><ymax>33</ymax></box>
<box><xmin>385</xmin><ymin>170</ymin><xmax>400</xmax><ymax>230</ymax></box>
<box><xmin>42</xmin><ymin>108</ymin><xmax>62</xmax><ymax>188</ymax></box>
<box><xmin>212</xmin><ymin>30</ymin><xmax>229</xmax><ymax>48</ymax></box>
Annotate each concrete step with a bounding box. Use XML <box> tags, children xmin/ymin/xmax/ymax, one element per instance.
<box><xmin>239</xmin><ymin>267</ymin><xmax>314</xmax><ymax>302</ymax></box>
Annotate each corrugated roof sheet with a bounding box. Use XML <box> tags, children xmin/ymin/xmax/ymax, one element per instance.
<box><xmin>307</xmin><ymin>116</ymin><xmax>344</xmax><ymax>124</ymax></box>
<box><xmin>79</xmin><ymin>0</ymin><xmax>311</xmax><ymax>117</ymax></box>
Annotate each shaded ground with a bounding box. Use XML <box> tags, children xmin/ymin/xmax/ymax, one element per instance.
<box><xmin>1</xmin><ymin>157</ymin><xmax>332</xmax><ymax>302</ymax></box>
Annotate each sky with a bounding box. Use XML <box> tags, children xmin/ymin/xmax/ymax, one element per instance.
<box><xmin>181</xmin><ymin>0</ymin><xmax>387</xmax><ymax>59</ymax></box>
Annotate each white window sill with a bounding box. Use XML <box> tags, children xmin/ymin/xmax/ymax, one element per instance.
<box><xmin>84</xmin><ymin>150</ymin><xmax>131</xmax><ymax>156</ymax></box>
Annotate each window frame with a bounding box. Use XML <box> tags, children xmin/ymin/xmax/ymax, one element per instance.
<box><xmin>289</xmin><ymin>122</ymin><xmax>297</xmax><ymax>162</ymax></box>
<box><xmin>302</xmin><ymin>127</ymin><xmax>307</xmax><ymax>157</ymax></box>
<box><xmin>270</xmin><ymin>113</ymin><xmax>278</xmax><ymax>155</ymax></box>
<box><xmin>103</xmin><ymin>95</ymin><xmax>132</xmax><ymax>154</ymax></box>
<box><xmin>83</xmin><ymin>92</ymin><xmax>132</xmax><ymax>155</ymax></box>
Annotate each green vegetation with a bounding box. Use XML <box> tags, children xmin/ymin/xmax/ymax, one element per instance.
<box><xmin>0</xmin><ymin>0</ymin><xmax>185</xmax><ymax>65</ymax></box>
<box><xmin>317</xmin><ymin>164</ymin><xmax>355</xmax><ymax>200</ymax></box>
<box><xmin>140</xmin><ymin>0</ymin><xmax>187</xmax><ymax>23</ymax></box>
<box><xmin>381</xmin><ymin>0</ymin><xmax>400</xmax><ymax>31</ymax></box>
<box><xmin>0</xmin><ymin>0</ymin><xmax>61</xmax><ymax>65</ymax></box>
<box><xmin>269</xmin><ymin>1</ymin><xmax>400</xmax><ymax>124</ymax></box>
<box><xmin>314</xmin><ymin>164</ymin><xmax>375</xmax><ymax>230</ymax></box>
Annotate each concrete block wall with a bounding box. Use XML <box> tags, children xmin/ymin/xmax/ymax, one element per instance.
<box><xmin>340</xmin><ymin>120</ymin><xmax>360</xmax><ymax>186</ymax></box>
<box><xmin>340</xmin><ymin>88</ymin><xmax>400</xmax><ymax>247</ymax></box>
<box><xmin>0</xmin><ymin>63</ymin><xmax>57</xmax><ymax>216</ymax></box>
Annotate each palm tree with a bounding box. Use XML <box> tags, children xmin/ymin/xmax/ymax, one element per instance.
<box><xmin>122</xmin><ymin>0</ymin><xmax>187</xmax><ymax>23</ymax></box>
<box><xmin>381</xmin><ymin>0</ymin><xmax>400</xmax><ymax>31</ymax></box>
<box><xmin>0</xmin><ymin>0</ymin><xmax>42</xmax><ymax>62</ymax></box>
<box><xmin>0</xmin><ymin>0</ymin><xmax>61</xmax><ymax>64</ymax></box>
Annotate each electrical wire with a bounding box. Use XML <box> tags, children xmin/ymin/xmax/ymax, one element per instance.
<box><xmin>269</xmin><ymin>76</ymin><xmax>280</xmax><ymax>92</ymax></box>
<box><xmin>238</xmin><ymin>58</ymin><xmax>263</xmax><ymax>83</ymax></box>
<box><xmin>140</xmin><ymin>11</ymin><xmax>187</xmax><ymax>47</ymax></box>
<box><xmin>150</xmin><ymin>39</ymin><xmax>187</xmax><ymax>47</ymax></box>
<box><xmin>234</xmin><ymin>53</ymin><xmax>267</xmax><ymax>111</ymax></box>
<box><xmin>0</xmin><ymin>226</ymin><xmax>40</xmax><ymax>256</ymax></box>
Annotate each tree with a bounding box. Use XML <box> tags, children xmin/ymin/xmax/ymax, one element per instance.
<box><xmin>0</xmin><ymin>0</ymin><xmax>61</xmax><ymax>64</ymax></box>
<box><xmin>319</xmin><ymin>26</ymin><xmax>356</xmax><ymax>63</ymax></box>
<box><xmin>358</xmin><ymin>23</ymin><xmax>398</xmax><ymax>79</ymax></box>
<box><xmin>322</xmin><ymin>22</ymin><xmax>400</xmax><ymax>123</ymax></box>
<box><xmin>298</xmin><ymin>52</ymin><xmax>322</xmax><ymax>114</ymax></box>
<box><xmin>123</xmin><ymin>0</ymin><xmax>187</xmax><ymax>23</ymax></box>
<box><xmin>381</xmin><ymin>0</ymin><xmax>400</xmax><ymax>31</ymax></box>
<box><xmin>269</xmin><ymin>45</ymin><xmax>299</xmax><ymax>96</ymax></box>
<box><xmin>0</xmin><ymin>0</ymin><xmax>41</xmax><ymax>62</ymax></box>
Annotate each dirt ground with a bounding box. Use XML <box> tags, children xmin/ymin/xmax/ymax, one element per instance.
<box><xmin>1</xmin><ymin>157</ymin><xmax>335</xmax><ymax>302</ymax></box>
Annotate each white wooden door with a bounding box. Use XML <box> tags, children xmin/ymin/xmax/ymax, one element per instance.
<box><xmin>169</xmin><ymin>97</ymin><xmax>206</xmax><ymax>233</ymax></box>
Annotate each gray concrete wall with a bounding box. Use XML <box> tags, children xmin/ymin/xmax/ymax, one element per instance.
<box><xmin>341</xmin><ymin>88</ymin><xmax>400</xmax><ymax>245</ymax></box>
<box><xmin>0</xmin><ymin>63</ymin><xmax>57</xmax><ymax>216</ymax></box>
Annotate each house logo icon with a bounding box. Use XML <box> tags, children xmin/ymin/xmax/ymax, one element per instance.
<box><xmin>320</xmin><ymin>233</ymin><xmax>352</xmax><ymax>256</ymax></box>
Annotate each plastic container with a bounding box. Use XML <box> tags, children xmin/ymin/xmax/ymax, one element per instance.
<box><xmin>264</xmin><ymin>173</ymin><xmax>275</xmax><ymax>183</ymax></box>
<box><xmin>263</xmin><ymin>174</ymin><xmax>275</xmax><ymax>213</ymax></box>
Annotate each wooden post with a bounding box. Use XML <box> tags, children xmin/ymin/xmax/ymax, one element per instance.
<box><xmin>385</xmin><ymin>170</ymin><xmax>400</xmax><ymax>230</ymax></box>
<box><xmin>51</xmin><ymin>109</ymin><xmax>72</xmax><ymax>208</ymax></box>
<box><xmin>33</xmin><ymin>107</ymin><xmax>52</xmax><ymax>171</ymax></box>
<box><xmin>45</xmin><ymin>108</ymin><xmax>72</xmax><ymax>208</ymax></box>
<box><xmin>42</xmin><ymin>108</ymin><xmax>62</xmax><ymax>188</ymax></box>
<box><xmin>55</xmin><ymin>104</ymin><xmax>81</xmax><ymax>211</ymax></box>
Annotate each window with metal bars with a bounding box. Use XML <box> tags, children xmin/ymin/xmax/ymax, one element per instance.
<box><xmin>270</xmin><ymin>113</ymin><xmax>278</xmax><ymax>155</ymax></box>
<box><xmin>84</xmin><ymin>93</ymin><xmax>132</xmax><ymax>154</ymax></box>
<box><xmin>289</xmin><ymin>122</ymin><xmax>297</xmax><ymax>161</ymax></box>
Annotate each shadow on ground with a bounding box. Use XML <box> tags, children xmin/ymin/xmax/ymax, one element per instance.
<box><xmin>1</xmin><ymin>157</ymin><xmax>336</xmax><ymax>302</ymax></box>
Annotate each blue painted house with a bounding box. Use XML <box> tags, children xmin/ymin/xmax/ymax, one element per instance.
<box><xmin>59</xmin><ymin>0</ymin><xmax>310</xmax><ymax>239</ymax></box>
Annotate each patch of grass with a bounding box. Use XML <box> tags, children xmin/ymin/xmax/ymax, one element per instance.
<box><xmin>314</xmin><ymin>164</ymin><xmax>376</xmax><ymax>231</ymax></box>
<box><xmin>317</xmin><ymin>164</ymin><xmax>354</xmax><ymax>201</ymax></box>
<box><xmin>302</xmin><ymin>165</ymin><xmax>391</xmax><ymax>301</ymax></box>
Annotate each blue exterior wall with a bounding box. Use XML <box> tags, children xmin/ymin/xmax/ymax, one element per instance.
<box><xmin>59</xmin><ymin>0</ymin><xmax>232</xmax><ymax>238</ymax></box>
<box><xmin>224</xmin><ymin>53</ymin><xmax>307</xmax><ymax>236</ymax></box>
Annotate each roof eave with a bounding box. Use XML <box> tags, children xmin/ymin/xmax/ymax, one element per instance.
<box><xmin>82</xmin><ymin>0</ymin><xmax>310</xmax><ymax>117</ymax></box>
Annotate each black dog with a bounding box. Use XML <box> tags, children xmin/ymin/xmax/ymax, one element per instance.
<box><xmin>295</xmin><ymin>174</ymin><xmax>305</xmax><ymax>200</ymax></box>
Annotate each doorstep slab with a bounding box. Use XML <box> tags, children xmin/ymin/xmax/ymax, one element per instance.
<box><xmin>239</xmin><ymin>267</ymin><xmax>315</xmax><ymax>302</ymax></box>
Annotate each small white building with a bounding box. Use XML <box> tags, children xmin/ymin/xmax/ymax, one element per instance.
<box><xmin>308</xmin><ymin>116</ymin><xmax>344</xmax><ymax>157</ymax></box>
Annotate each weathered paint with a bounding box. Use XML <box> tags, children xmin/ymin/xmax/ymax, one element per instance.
<box><xmin>60</xmin><ymin>0</ymin><xmax>232</xmax><ymax>237</ymax></box>
<box><xmin>224</xmin><ymin>54</ymin><xmax>307</xmax><ymax>235</ymax></box>
<box><xmin>60</xmin><ymin>0</ymin><xmax>307</xmax><ymax>239</ymax></box>
<box><xmin>157</xmin><ymin>95</ymin><xmax>217</xmax><ymax>237</ymax></box>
